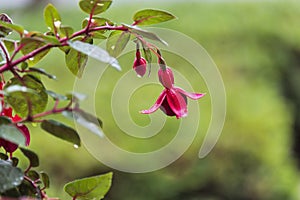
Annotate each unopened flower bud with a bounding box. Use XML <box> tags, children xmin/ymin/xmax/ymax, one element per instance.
<box><xmin>158</xmin><ymin>67</ymin><xmax>174</xmax><ymax>89</ymax></box>
<box><xmin>133</xmin><ymin>57</ymin><xmax>147</xmax><ymax>77</ymax></box>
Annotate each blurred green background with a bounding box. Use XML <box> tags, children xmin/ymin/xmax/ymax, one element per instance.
<box><xmin>3</xmin><ymin>0</ymin><xmax>300</xmax><ymax>199</ymax></box>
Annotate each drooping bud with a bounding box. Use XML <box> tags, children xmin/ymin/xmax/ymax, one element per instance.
<box><xmin>158</xmin><ymin>67</ymin><xmax>174</xmax><ymax>89</ymax></box>
<box><xmin>133</xmin><ymin>57</ymin><xmax>147</xmax><ymax>77</ymax></box>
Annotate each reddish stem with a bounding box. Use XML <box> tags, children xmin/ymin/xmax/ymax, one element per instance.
<box><xmin>0</xmin><ymin>25</ymin><xmax>128</xmax><ymax>73</ymax></box>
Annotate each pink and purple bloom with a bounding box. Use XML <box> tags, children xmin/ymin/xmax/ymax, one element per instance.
<box><xmin>141</xmin><ymin>67</ymin><xmax>205</xmax><ymax>119</ymax></box>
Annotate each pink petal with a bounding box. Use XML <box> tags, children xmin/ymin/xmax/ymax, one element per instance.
<box><xmin>175</xmin><ymin>87</ymin><xmax>206</xmax><ymax>100</ymax></box>
<box><xmin>160</xmin><ymin>98</ymin><xmax>176</xmax><ymax>116</ymax></box>
<box><xmin>140</xmin><ymin>90</ymin><xmax>167</xmax><ymax>114</ymax></box>
<box><xmin>158</xmin><ymin>68</ymin><xmax>174</xmax><ymax>89</ymax></box>
<box><xmin>17</xmin><ymin>124</ymin><xmax>30</xmax><ymax>146</ymax></box>
<box><xmin>166</xmin><ymin>89</ymin><xmax>188</xmax><ymax>119</ymax></box>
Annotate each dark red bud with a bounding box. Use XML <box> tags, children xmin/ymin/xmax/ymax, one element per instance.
<box><xmin>133</xmin><ymin>57</ymin><xmax>147</xmax><ymax>77</ymax></box>
<box><xmin>158</xmin><ymin>67</ymin><xmax>174</xmax><ymax>89</ymax></box>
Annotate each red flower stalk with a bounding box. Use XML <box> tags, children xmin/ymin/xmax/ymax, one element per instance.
<box><xmin>141</xmin><ymin>67</ymin><xmax>205</xmax><ymax>119</ymax></box>
<box><xmin>133</xmin><ymin>47</ymin><xmax>147</xmax><ymax>77</ymax></box>
<box><xmin>0</xmin><ymin>82</ymin><xmax>30</xmax><ymax>155</ymax></box>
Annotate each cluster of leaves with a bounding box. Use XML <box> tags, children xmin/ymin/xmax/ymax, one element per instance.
<box><xmin>0</xmin><ymin>0</ymin><xmax>175</xmax><ymax>199</ymax></box>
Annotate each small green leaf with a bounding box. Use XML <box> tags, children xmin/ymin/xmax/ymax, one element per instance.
<box><xmin>40</xmin><ymin>172</ymin><xmax>50</xmax><ymax>189</ymax></box>
<box><xmin>4</xmin><ymin>75</ymin><xmax>48</xmax><ymax>117</ymax></box>
<box><xmin>21</xmin><ymin>62</ymin><xmax>29</xmax><ymax>70</ymax></box>
<box><xmin>79</xmin><ymin>0</ymin><xmax>112</xmax><ymax>15</ymax></box>
<box><xmin>62</xmin><ymin>109</ymin><xmax>103</xmax><ymax>137</ymax></box>
<box><xmin>0</xmin><ymin>13</ymin><xmax>13</xmax><ymax>37</ymax></box>
<box><xmin>27</xmin><ymin>170</ymin><xmax>40</xmax><ymax>181</ymax></box>
<box><xmin>28</xmin><ymin>67</ymin><xmax>57</xmax><ymax>80</ymax></box>
<box><xmin>20</xmin><ymin>37</ymin><xmax>50</xmax><ymax>66</ymax></box>
<box><xmin>68</xmin><ymin>40</ymin><xmax>121</xmax><ymax>71</ymax></box>
<box><xmin>106</xmin><ymin>31</ymin><xmax>131</xmax><ymax>58</ymax></box>
<box><xmin>64</xmin><ymin>172</ymin><xmax>113</xmax><ymax>200</ymax></box>
<box><xmin>0</xmin><ymin>160</ymin><xmax>24</xmax><ymax>193</ymax></box>
<box><xmin>0</xmin><ymin>117</ymin><xmax>26</xmax><ymax>146</ymax></box>
<box><xmin>0</xmin><ymin>43</ymin><xmax>6</xmax><ymax>65</ymax></box>
<box><xmin>0</xmin><ymin>152</ymin><xmax>8</xmax><ymax>160</ymax></box>
<box><xmin>133</xmin><ymin>9</ymin><xmax>176</xmax><ymax>26</ymax></box>
<box><xmin>20</xmin><ymin>148</ymin><xmax>39</xmax><ymax>168</ymax></box>
<box><xmin>46</xmin><ymin>90</ymin><xmax>68</xmax><ymax>101</ymax></box>
<box><xmin>0</xmin><ymin>13</ymin><xmax>24</xmax><ymax>36</ymax></box>
<box><xmin>41</xmin><ymin>119</ymin><xmax>81</xmax><ymax>147</ymax></box>
<box><xmin>124</xmin><ymin>24</ymin><xmax>168</xmax><ymax>46</ymax></box>
<box><xmin>44</xmin><ymin>4</ymin><xmax>61</xmax><ymax>32</ymax></box>
<box><xmin>65</xmin><ymin>48</ymin><xmax>88</xmax><ymax>78</ymax></box>
<box><xmin>11</xmin><ymin>157</ymin><xmax>19</xmax><ymax>167</ymax></box>
<box><xmin>26</xmin><ymin>31</ymin><xmax>60</xmax><ymax>45</ymax></box>
<box><xmin>60</xmin><ymin>26</ymin><xmax>74</xmax><ymax>38</ymax></box>
<box><xmin>2</xmin><ymin>38</ymin><xmax>16</xmax><ymax>52</ymax></box>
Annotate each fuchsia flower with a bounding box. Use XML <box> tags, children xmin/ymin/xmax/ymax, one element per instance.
<box><xmin>141</xmin><ymin>67</ymin><xmax>205</xmax><ymax>119</ymax></box>
<box><xmin>0</xmin><ymin>82</ymin><xmax>30</xmax><ymax>154</ymax></box>
<box><xmin>133</xmin><ymin>47</ymin><xmax>147</xmax><ymax>77</ymax></box>
<box><xmin>133</xmin><ymin>57</ymin><xmax>147</xmax><ymax>77</ymax></box>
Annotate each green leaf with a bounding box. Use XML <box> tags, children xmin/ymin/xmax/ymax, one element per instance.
<box><xmin>106</xmin><ymin>31</ymin><xmax>131</xmax><ymax>58</ymax></box>
<box><xmin>46</xmin><ymin>90</ymin><xmax>68</xmax><ymax>101</ymax></box>
<box><xmin>28</xmin><ymin>67</ymin><xmax>57</xmax><ymax>80</ymax></box>
<box><xmin>62</xmin><ymin>109</ymin><xmax>103</xmax><ymax>137</ymax></box>
<box><xmin>4</xmin><ymin>75</ymin><xmax>48</xmax><ymax>117</ymax></box>
<box><xmin>0</xmin><ymin>13</ymin><xmax>24</xmax><ymax>36</ymax></box>
<box><xmin>64</xmin><ymin>172</ymin><xmax>113</xmax><ymax>200</ymax></box>
<box><xmin>60</xmin><ymin>26</ymin><xmax>74</xmax><ymax>38</ymax></box>
<box><xmin>92</xmin><ymin>32</ymin><xmax>107</xmax><ymax>40</ymax></box>
<box><xmin>20</xmin><ymin>148</ymin><xmax>39</xmax><ymax>168</ymax></box>
<box><xmin>41</xmin><ymin>119</ymin><xmax>81</xmax><ymax>147</ymax></box>
<box><xmin>40</xmin><ymin>172</ymin><xmax>50</xmax><ymax>189</ymax></box>
<box><xmin>79</xmin><ymin>0</ymin><xmax>112</xmax><ymax>15</ymax></box>
<box><xmin>0</xmin><ymin>152</ymin><xmax>8</xmax><ymax>160</ymax></box>
<box><xmin>21</xmin><ymin>62</ymin><xmax>29</xmax><ymax>70</ymax></box>
<box><xmin>0</xmin><ymin>160</ymin><xmax>24</xmax><ymax>193</ymax></box>
<box><xmin>124</xmin><ymin>24</ymin><xmax>168</xmax><ymax>46</ymax></box>
<box><xmin>0</xmin><ymin>43</ymin><xmax>6</xmax><ymax>65</ymax></box>
<box><xmin>11</xmin><ymin>157</ymin><xmax>19</xmax><ymax>167</ymax></box>
<box><xmin>68</xmin><ymin>40</ymin><xmax>121</xmax><ymax>71</ymax></box>
<box><xmin>27</xmin><ymin>170</ymin><xmax>40</xmax><ymax>181</ymax></box>
<box><xmin>65</xmin><ymin>48</ymin><xmax>88</xmax><ymax>78</ymax></box>
<box><xmin>4</xmin><ymin>85</ymin><xmax>37</xmax><ymax>95</ymax></box>
<box><xmin>0</xmin><ymin>117</ymin><xmax>26</xmax><ymax>146</ymax></box>
<box><xmin>0</xmin><ymin>13</ymin><xmax>13</xmax><ymax>37</ymax></box>
<box><xmin>20</xmin><ymin>37</ymin><xmax>50</xmax><ymax>66</ymax></box>
<box><xmin>44</xmin><ymin>4</ymin><xmax>61</xmax><ymax>32</ymax></box>
<box><xmin>26</xmin><ymin>31</ymin><xmax>60</xmax><ymax>45</ymax></box>
<box><xmin>133</xmin><ymin>9</ymin><xmax>176</xmax><ymax>26</ymax></box>
<box><xmin>2</xmin><ymin>38</ymin><xmax>16</xmax><ymax>52</ymax></box>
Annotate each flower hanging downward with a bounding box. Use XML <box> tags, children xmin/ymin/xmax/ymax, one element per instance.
<box><xmin>133</xmin><ymin>45</ymin><xmax>147</xmax><ymax>77</ymax></box>
<box><xmin>141</xmin><ymin>67</ymin><xmax>205</xmax><ymax>119</ymax></box>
